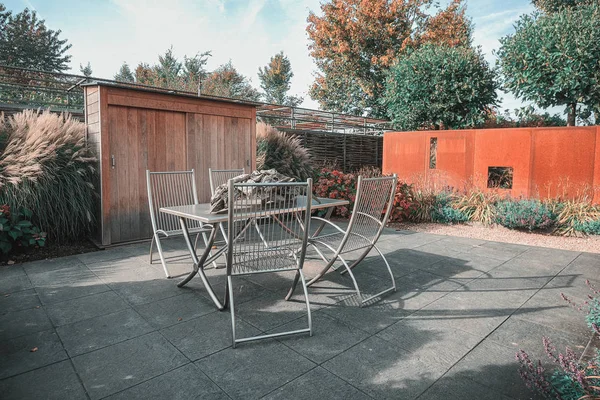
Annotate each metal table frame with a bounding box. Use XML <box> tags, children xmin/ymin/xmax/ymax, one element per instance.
<box><xmin>160</xmin><ymin>197</ymin><xmax>349</xmax><ymax>310</ymax></box>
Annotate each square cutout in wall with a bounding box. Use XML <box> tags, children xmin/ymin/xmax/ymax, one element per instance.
<box><xmin>487</xmin><ymin>166</ymin><xmax>513</xmax><ymax>189</ymax></box>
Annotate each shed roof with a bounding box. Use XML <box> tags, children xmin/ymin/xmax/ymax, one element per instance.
<box><xmin>81</xmin><ymin>80</ymin><xmax>261</xmax><ymax>107</ymax></box>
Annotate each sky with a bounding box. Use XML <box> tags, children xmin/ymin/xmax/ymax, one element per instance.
<box><xmin>5</xmin><ymin>0</ymin><xmax>542</xmax><ymax>114</ymax></box>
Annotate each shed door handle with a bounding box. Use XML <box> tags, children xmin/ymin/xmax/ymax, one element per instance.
<box><xmin>111</xmin><ymin>155</ymin><xmax>116</xmax><ymax>169</ymax></box>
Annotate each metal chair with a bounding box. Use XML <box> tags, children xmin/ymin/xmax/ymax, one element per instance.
<box><xmin>146</xmin><ymin>170</ymin><xmax>213</xmax><ymax>278</ymax></box>
<box><xmin>209</xmin><ymin>168</ymin><xmax>246</xmax><ymax>194</ymax></box>
<box><xmin>226</xmin><ymin>179</ymin><xmax>313</xmax><ymax>347</ymax></box>
<box><xmin>286</xmin><ymin>175</ymin><xmax>397</xmax><ymax>306</ymax></box>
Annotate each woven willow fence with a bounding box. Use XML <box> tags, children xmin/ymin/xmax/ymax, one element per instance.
<box><xmin>281</xmin><ymin>129</ymin><xmax>383</xmax><ymax>172</ymax></box>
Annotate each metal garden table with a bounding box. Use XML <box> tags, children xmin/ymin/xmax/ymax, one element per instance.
<box><xmin>160</xmin><ymin>197</ymin><xmax>349</xmax><ymax>310</ymax></box>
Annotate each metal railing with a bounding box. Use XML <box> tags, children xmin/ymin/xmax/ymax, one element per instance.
<box><xmin>0</xmin><ymin>64</ymin><xmax>392</xmax><ymax>135</ymax></box>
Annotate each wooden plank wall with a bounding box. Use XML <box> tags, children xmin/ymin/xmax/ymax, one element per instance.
<box><xmin>90</xmin><ymin>85</ymin><xmax>256</xmax><ymax>245</ymax></box>
<box><xmin>84</xmin><ymin>87</ymin><xmax>102</xmax><ymax>240</ymax></box>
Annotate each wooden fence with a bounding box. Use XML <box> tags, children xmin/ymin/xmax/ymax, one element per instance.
<box><xmin>280</xmin><ymin>128</ymin><xmax>383</xmax><ymax>172</ymax></box>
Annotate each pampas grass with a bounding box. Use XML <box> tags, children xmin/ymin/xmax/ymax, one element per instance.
<box><xmin>256</xmin><ymin>122</ymin><xmax>313</xmax><ymax>181</ymax></box>
<box><xmin>0</xmin><ymin>110</ymin><xmax>97</xmax><ymax>241</ymax></box>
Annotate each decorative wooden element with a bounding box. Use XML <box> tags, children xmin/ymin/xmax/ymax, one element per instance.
<box><xmin>83</xmin><ymin>82</ymin><xmax>257</xmax><ymax>245</ymax></box>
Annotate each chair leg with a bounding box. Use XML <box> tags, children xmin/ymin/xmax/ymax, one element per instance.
<box><xmin>340</xmin><ymin>247</ymin><xmax>372</xmax><ymax>275</ymax></box>
<box><xmin>298</xmin><ymin>269</ymin><xmax>313</xmax><ymax>336</ymax></box>
<box><xmin>154</xmin><ymin>233</ymin><xmax>171</xmax><ymax>278</ymax></box>
<box><xmin>228</xmin><ymin>275</ymin><xmax>236</xmax><ymax>348</ymax></box>
<box><xmin>336</xmin><ymin>254</ymin><xmax>362</xmax><ymax>303</ymax></box>
<box><xmin>149</xmin><ymin>235</ymin><xmax>156</xmax><ymax>264</ymax></box>
<box><xmin>358</xmin><ymin>245</ymin><xmax>397</xmax><ymax>305</ymax></box>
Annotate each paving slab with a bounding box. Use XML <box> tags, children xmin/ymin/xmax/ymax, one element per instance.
<box><xmin>0</xmin><ymin>288</ymin><xmax>40</xmax><ymax>313</ymax></box>
<box><xmin>0</xmin><ymin>307</ymin><xmax>53</xmax><ymax>340</ymax></box>
<box><xmin>196</xmin><ymin>340</ymin><xmax>315</xmax><ymax>400</ymax></box>
<box><xmin>323</xmin><ymin>336</ymin><xmax>447</xmax><ymax>399</ymax></box>
<box><xmin>0</xmin><ymin>359</ymin><xmax>87</xmax><ymax>400</ymax></box>
<box><xmin>104</xmin><ymin>363</ymin><xmax>229</xmax><ymax>400</ymax></box>
<box><xmin>273</xmin><ymin>311</ymin><xmax>370</xmax><ymax>364</ymax></box>
<box><xmin>72</xmin><ymin>331</ymin><xmax>188</xmax><ymax>400</ymax></box>
<box><xmin>134</xmin><ymin>290</ymin><xmax>216</xmax><ymax>329</ymax></box>
<box><xmin>0</xmin><ymin>267</ymin><xmax>31</xmax><ymax>294</ymax></box>
<box><xmin>263</xmin><ymin>366</ymin><xmax>371</xmax><ymax>400</ymax></box>
<box><xmin>0</xmin><ymin>329</ymin><xmax>67</xmax><ymax>379</ymax></box>
<box><xmin>160</xmin><ymin>310</ymin><xmax>260</xmax><ymax>361</ymax></box>
<box><xmin>487</xmin><ymin>317</ymin><xmax>589</xmax><ymax>362</ymax></box>
<box><xmin>45</xmin><ymin>290</ymin><xmax>130</xmax><ymax>326</ymax></box>
<box><xmin>377</xmin><ymin>316</ymin><xmax>483</xmax><ymax>367</ymax></box>
<box><xmin>447</xmin><ymin>339</ymin><xmax>540</xmax><ymax>399</ymax></box>
<box><xmin>56</xmin><ymin>308</ymin><xmax>154</xmax><ymax>357</ymax></box>
<box><xmin>418</xmin><ymin>374</ymin><xmax>514</xmax><ymax>400</ymax></box>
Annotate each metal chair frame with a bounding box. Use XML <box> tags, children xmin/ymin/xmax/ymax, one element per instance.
<box><xmin>226</xmin><ymin>179</ymin><xmax>313</xmax><ymax>347</ymax></box>
<box><xmin>146</xmin><ymin>169</ymin><xmax>213</xmax><ymax>278</ymax></box>
<box><xmin>208</xmin><ymin>168</ymin><xmax>246</xmax><ymax>244</ymax></box>
<box><xmin>286</xmin><ymin>175</ymin><xmax>397</xmax><ymax>306</ymax></box>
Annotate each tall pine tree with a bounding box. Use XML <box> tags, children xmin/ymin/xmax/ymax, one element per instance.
<box><xmin>79</xmin><ymin>62</ymin><xmax>93</xmax><ymax>77</ymax></box>
<box><xmin>114</xmin><ymin>62</ymin><xmax>135</xmax><ymax>83</ymax></box>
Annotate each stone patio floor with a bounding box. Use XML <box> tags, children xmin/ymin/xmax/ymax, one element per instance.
<box><xmin>1</xmin><ymin>227</ymin><xmax>598</xmax><ymax>399</ymax></box>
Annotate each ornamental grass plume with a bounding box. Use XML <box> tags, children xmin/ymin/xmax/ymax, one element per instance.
<box><xmin>0</xmin><ymin>110</ymin><xmax>97</xmax><ymax>241</ymax></box>
<box><xmin>256</xmin><ymin>122</ymin><xmax>313</xmax><ymax>181</ymax></box>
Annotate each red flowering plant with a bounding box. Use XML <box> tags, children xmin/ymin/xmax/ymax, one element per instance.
<box><xmin>390</xmin><ymin>181</ymin><xmax>417</xmax><ymax>222</ymax></box>
<box><xmin>314</xmin><ymin>169</ymin><xmax>357</xmax><ymax>217</ymax></box>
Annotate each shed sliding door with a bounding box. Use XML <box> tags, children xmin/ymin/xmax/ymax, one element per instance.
<box><xmin>107</xmin><ymin>105</ymin><xmax>186</xmax><ymax>243</ymax></box>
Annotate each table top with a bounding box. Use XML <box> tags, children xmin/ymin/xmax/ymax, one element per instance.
<box><xmin>160</xmin><ymin>197</ymin><xmax>349</xmax><ymax>224</ymax></box>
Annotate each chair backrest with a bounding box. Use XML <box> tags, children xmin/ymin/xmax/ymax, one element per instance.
<box><xmin>226</xmin><ymin>179</ymin><xmax>313</xmax><ymax>276</ymax></box>
<box><xmin>344</xmin><ymin>175</ymin><xmax>397</xmax><ymax>247</ymax></box>
<box><xmin>146</xmin><ymin>170</ymin><xmax>202</xmax><ymax>234</ymax></box>
<box><xmin>209</xmin><ymin>168</ymin><xmax>245</xmax><ymax>195</ymax></box>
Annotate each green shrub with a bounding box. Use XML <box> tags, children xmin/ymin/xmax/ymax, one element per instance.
<box><xmin>0</xmin><ymin>110</ymin><xmax>96</xmax><ymax>241</ymax></box>
<box><xmin>454</xmin><ymin>189</ymin><xmax>498</xmax><ymax>226</ymax></box>
<box><xmin>574</xmin><ymin>219</ymin><xmax>600</xmax><ymax>235</ymax></box>
<box><xmin>554</xmin><ymin>199</ymin><xmax>600</xmax><ymax>237</ymax></box>
<box><xmin>0</xmin><ymin>205</ymin><xmax>46</xmax><ymax>254</ymax></box>
<box><xmin>495</xmin><ymin>199</ymin><xmax>556</xmax><ymax>231</ymax></box>
<box><xmin>256</xmin><ymin>122</ymin><xmax>313</xmax><ymax>181</ymax></box>
<box><xmin>432</xmin><ymin>193</ymin><xmax>469</xmax><ymax>224</ymax></box>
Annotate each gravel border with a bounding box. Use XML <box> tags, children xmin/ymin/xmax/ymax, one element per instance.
<box><xmin>391</xmin><ymin>222</ymin><xmax>600</xmax><ymax>254</ymax></box>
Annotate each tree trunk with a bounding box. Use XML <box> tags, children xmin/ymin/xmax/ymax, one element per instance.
<box><xmin>566</xmin><ymin>103</ymin><xmax>576</xmax><ymax>126</ymax></box>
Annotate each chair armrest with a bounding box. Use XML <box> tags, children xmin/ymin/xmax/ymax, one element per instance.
<box><xmin>354</xmin><ymin>212</ymin><xmax>384</xmax><ymax>226</ymax></box>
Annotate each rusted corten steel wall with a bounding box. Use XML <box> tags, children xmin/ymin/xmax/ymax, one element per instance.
<box><xmin>383</xmin><ymin>127</ymin><xmax>600</xmax><ymax>203</ymax></box>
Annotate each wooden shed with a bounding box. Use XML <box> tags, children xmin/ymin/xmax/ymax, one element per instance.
<box><xmin>83</xmin><ymin>82</ymin><xmax>257</xmax><ymax>246</ymax></box>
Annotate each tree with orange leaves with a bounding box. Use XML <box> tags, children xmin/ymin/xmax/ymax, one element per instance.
<box><xmin>307</xmin><ymin>0</ymin><xmax>472</xmax><ymax>117</ymax></box>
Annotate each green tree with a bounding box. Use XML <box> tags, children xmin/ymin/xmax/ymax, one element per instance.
<box><xmin>258</xmin><ymin>52</ymin><xmax>302</xmax><ymax>106</ymax></box>
<box><xmin>132</xmin><ymin>48</ymin><xmax>211</xmax><ymax>92</ymax></box>
<box><xmin>306</xmin><ymin>0</ymin><xmax>472</xmax><ymax>117</ymax></box>
<box><xmin>183</xmin><ymin>51</ymin><xmax>211</xmax><ymax>93</ymax></box>
<box><xmin>496</xmin><ymin>5</ymin><xmax>600</xmax><ymax>125</ymax></box>
<box><xmin>79</xmin><ymin>62</ymin><xmax>93</xmax><ymax>77</ymax></box>
<box><xmin>532</xmin><ymin>0</ymin><xmax>596</xmax><ymax>13</ymax></box>
<box><xmin>201</xmin><ymin>61</ymin><xmax>261</xmax><ymax>101</ymax></box>
<box><xmin>114</xmin><ymin>62</ymin><xmax>135</xmax><ymax>83</ymax></box>
<box><xmin>0</xmin><ymin>5</ymin><xmax>71</xmax><ymax>72</ymax></box>
<box><xmin>384</xmin><ymin>44</ymin><xmax>498</xmax><ymax>130</ymax></box>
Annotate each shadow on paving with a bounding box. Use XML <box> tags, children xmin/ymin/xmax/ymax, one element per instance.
<box><xmin>0</xmin><ymin>233</ymin><xmax>592</xmax><ymax>399</ymax></box>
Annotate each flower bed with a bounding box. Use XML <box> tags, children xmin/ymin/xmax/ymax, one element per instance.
<box><xmin>314</xmin><ymin>168</ymin><xmax>600</xmax><ymax>237</ymax></box>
